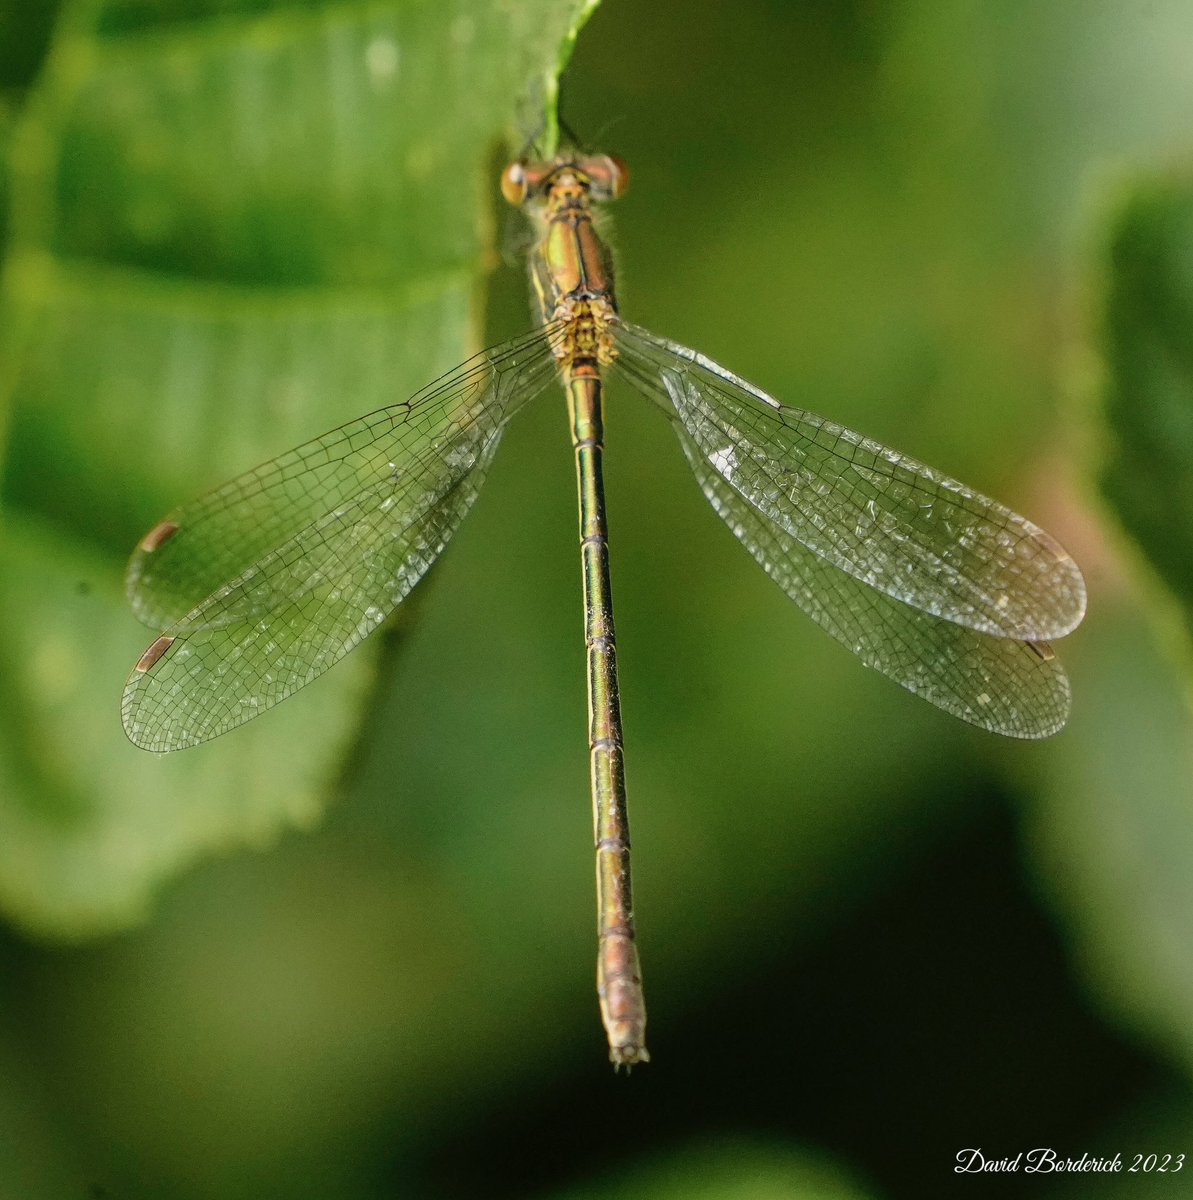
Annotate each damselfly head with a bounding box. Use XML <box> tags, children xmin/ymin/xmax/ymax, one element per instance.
<box><xmin>500</xmin><ymin>154</ymin><xmax>629</xmax><ymax>207</ymax></box>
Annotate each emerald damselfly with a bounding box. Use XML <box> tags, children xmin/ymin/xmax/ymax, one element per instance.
<box><xmin>123</xmin><ymin>153</ymin><xmax>1086</xmax><ymax>1066</ymax></box>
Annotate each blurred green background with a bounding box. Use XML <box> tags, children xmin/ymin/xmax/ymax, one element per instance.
<box><xmin>3</xmin><ymin>0</ymin><xmax>1193</xmax><ymax>1196</ymax></box>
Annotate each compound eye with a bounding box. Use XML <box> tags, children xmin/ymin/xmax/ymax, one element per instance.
<box><xmin>578</xmin><ymin>154</ymin><xmax>629</xmax><ymax>201</ymax></box>
<box><xmin>500</xmin><ymin>161</ymin><xmax>528</xmax><ymax>205</ymax></box>
<box><xmin>605</xmin><ymin>155</ymin><xmax>629</xmax><ymax>199</ymax></box>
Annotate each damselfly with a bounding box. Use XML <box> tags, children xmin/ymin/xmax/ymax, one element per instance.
<box><xmin>123</xmin><ymin>153</ymin><xmax>1086</xmax><ymax>1067</ymax></box>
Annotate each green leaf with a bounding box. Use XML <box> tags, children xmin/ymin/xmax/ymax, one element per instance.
<box><xmin>0</xmin><ymin>510</ymin><xmax>375</xmax><ymax>936</ymax></box>
<box><xmin>1039</xmin><ymin>176</ymin><xmax>1193</xmax><ymax>1080</ymax></box>
<box><xmin>1025</xmin><ymin>604</ymin><xmax>1193</xmax><ymax>1083</ymax></box>
<box><xmin>0</xmin><ymin>0</ymin><xmax>599</xmax><ymax>936</ymax></box>
<box><xmin>1101</xmin><ymin>176</ymin><xmax>1193</xmax><ymax>622</ymax></box>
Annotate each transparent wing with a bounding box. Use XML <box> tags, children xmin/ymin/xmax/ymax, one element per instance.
<box><xmin>128</xmin><ymin>325</ymin><xmax>563</xmax><ymax>628</ymax></box>
<box><xmin>123</xmin><ymin>326</ymin><xmax>562</xmax><ymax>752</ymax></box>
<box><xmin>614</xmin><ymin>321</ymin><xmax>1086</xmax><ymax>641</ymax></box>
<box><xmin>612</xmin><ymin>320</ymin><xmax>1081</xmax><ymax>738</ymax></box>
<box><xmin>675</xmin><ymin>422</ymin><xmax>1070</xmax><ymax>737</ymax></box>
